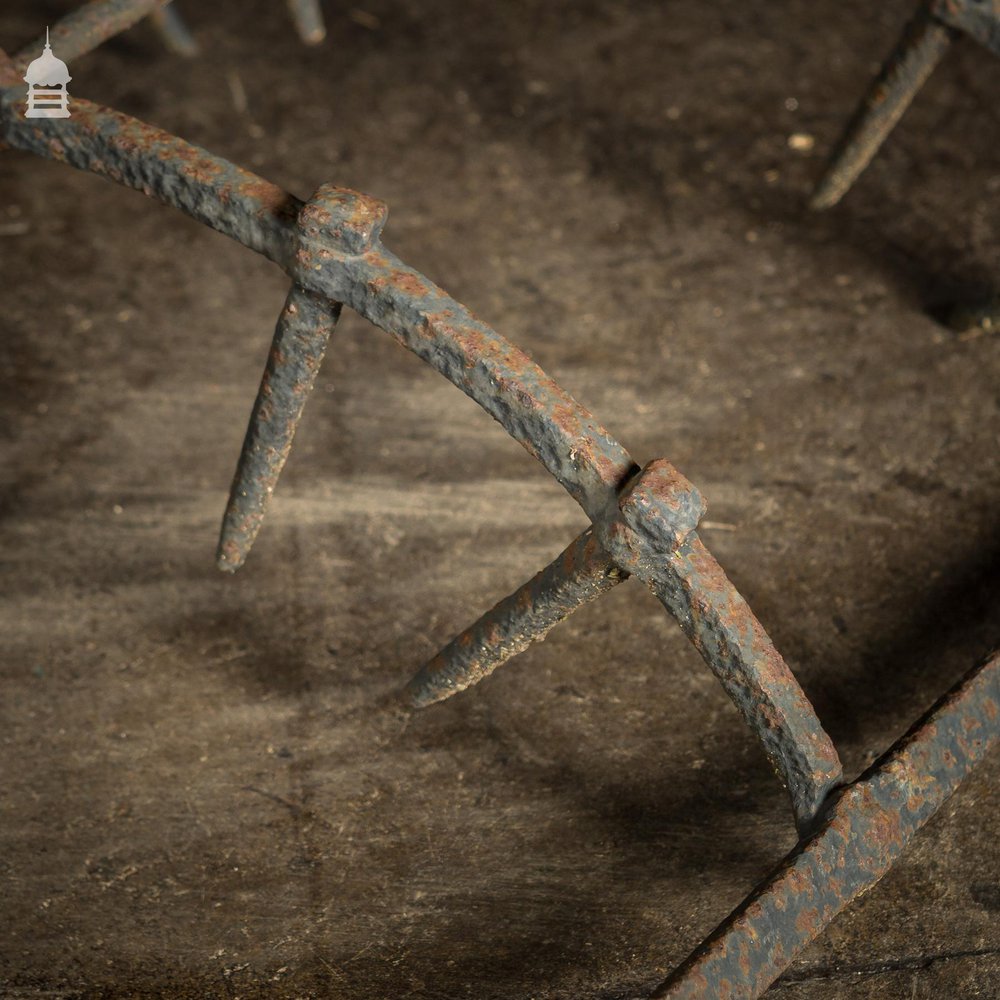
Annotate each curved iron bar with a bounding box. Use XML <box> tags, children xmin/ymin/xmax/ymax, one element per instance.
<box><xmin>812</xmin><ymin>0</ymin><xmax>1000</xmax><ymax>209</ymax></box>
<box><xmin>13</xmin><ymin>0</ymin><xmax>169</xmax><ymax>71</ymax></box>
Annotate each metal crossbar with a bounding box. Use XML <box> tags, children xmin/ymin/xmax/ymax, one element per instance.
<box><xmin>2</xmin><ymin>3</ymin><xmax>997</xmax><ymax>997</ymax></box>
<box><xmin>811</xmin><ymin>0</ymin><xmax>1000</xmax><ymax>332</ymax></box>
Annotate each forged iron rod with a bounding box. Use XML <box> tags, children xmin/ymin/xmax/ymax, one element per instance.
<box><xmin>287</xmin><ymin>0</ymin><xmax>327</xmax><ymax>46</ymax></box>
<box><xmin>150</xmin><ymin>3</ymin><xmax>199</xmax><ymax>58</ymax></box>
<box><xmin>811</xmin><ymin>9</ymin><xmax>954</xmax><ymax>210</ymax></box>
<box><xmin>654</xmin><ymin>649</ymin><xmax>1000</xmax><ymax>1000</ymax></box>
<box><xmin>404</xmin><ymin>528</ymin><xmax>627</xmax><ymax>707</ymax></box>
<box><xmin>0</xmin><ymin>80</ymin><xmax>636</xmax><ymax>515</ymax></box>
<box><xmin>13</xmin><ymin>0</ymin><xmax>169</xmax><ymax>71</ymax></box>
<box><xmin>218</xmin><ymin>285</ymin><xmax>341</xmax><ymax>571</ymax></box>
<box><xmin>310</xmin><ymin>237</ymin><xmax>640</xmax><ymax>521</ymax></box>
<box><xmin>597</xmin><ymin>461</ymin><xmax>842</xmax><ymax>830</ymax></box>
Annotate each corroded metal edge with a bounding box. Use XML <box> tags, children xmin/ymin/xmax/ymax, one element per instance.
<box><xmin>811</xmin><ymin>8</ymin><xmax>955</xmax><ymax>210</ymax></box>
<box><xmin>653</xmin><ymin>650</ymin><xmax>1000</xmax><ymax>999</ymax></box>
<box><xmin>14</xmin><ymin>0</ymin><xmax>169</xmax><ymax>70</ymax></box>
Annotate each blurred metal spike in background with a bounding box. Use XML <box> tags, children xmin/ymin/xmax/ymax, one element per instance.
<box><xmin>13</xmin><ymin>0</ymin><xmax>168</xmax><ymax>68</ymax></box>
<box><xmin>150</xmin><ymin>3</ymin><xmax>199</xmax><ymax>57</ymax></box>
<box><xmin>810</xmin><ymin>7</ymin><xmax>955</xmax><ymax>210</ymax></box>
<box><xmin>812</xmin><ymin>0</ymin><xmax>1000</xmax><ymax>209</ymax></box>
<box><xmin>14</xmin><ymin>0</ymin><xmax>328</xmax><ymax>66</ymax></box>
<box><xmin>811</xmin><ymin>0</ymin><xmax>1000</xmax><ymax>335</ymax></box>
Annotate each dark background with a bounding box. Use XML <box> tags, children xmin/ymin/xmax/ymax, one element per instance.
<box><xmin>1</xmin><ymin>1</ymin><xmax>998</xmax><ymax>997</ymax></box>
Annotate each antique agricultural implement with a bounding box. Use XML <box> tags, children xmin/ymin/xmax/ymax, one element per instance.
<box><xmin>2</xmin><ymin>2</ymin><xmax>997</xmax><ymax>998</ymax></box>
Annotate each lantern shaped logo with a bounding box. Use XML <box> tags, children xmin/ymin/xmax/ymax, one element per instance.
<box><xmin>23</xmin><ymin>28</ymin><xmax>71</xmax><ymax>119</ymax></box>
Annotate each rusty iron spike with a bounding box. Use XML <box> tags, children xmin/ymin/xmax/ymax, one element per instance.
<box><xmin>811</xmin><ymin>7</ymin><xmax>955</xmax><ymax>210</ymax></box>
<box><xmin>13</xmin><ymin>0</ymin><xmax>169</xmax><ymax>71</ymax></box>
<box><xmin>403</xmin><ymin>528</ymin><xmax>627</xmax><ymax>708</ymax></box>
<box><xmin>654</xmin><ymin>649</ymin><xmax>1000</xmax><ymax>999</ymax></box>
<box><xmin>403</xmin><ymin>459</ymin><xmax>843</xmax><ymax>832</ymax></box>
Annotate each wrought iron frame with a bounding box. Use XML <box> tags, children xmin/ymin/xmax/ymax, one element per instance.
<box><xmin>3</xmin><ymin>3</ymin><xmax>998</xmax><ymax>998</ymax></box>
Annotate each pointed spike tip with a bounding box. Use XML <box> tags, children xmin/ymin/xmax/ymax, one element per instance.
<box><xmin>216</xmin><ymin>535</ymin><xmax>249</xmax><ymax>573</ymax></box>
